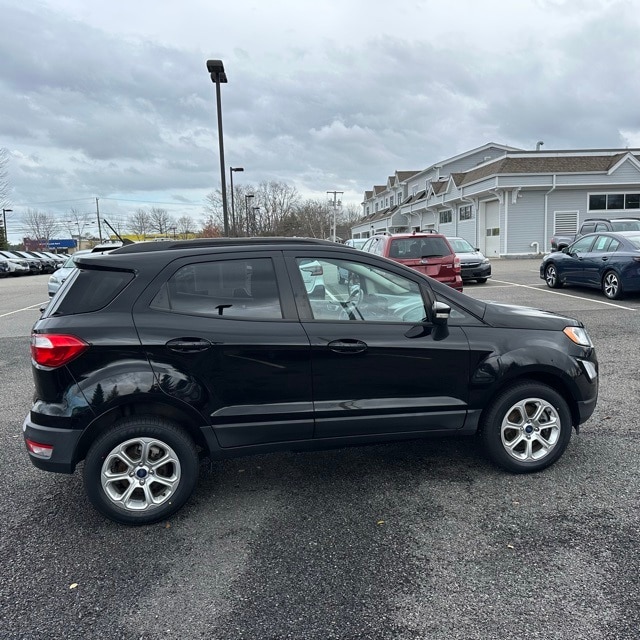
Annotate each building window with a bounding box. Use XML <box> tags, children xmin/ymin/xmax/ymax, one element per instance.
<box><xmin>375</xmin><ymin>203</ymin><xmax>379</xmax><ymax>212</ymax></box>
<box><xmin>589</xmin><ymin>193</ymin><xmax>640</xmax><ymax>211</ymax></box>
<box><xmin>439</xmin><ymin>209</ymin><xmax>453</xmax><ymax>224</ymax></box>
<box><xmin>390</xmin><ymin>195</ymin><xmax>394</xmax><ymax>206</ymax></box>
<box><xmin>366</xmin><ymin>207</ymin><xmax>370</xmax><ymax>215</ymax></box>
<box><xmin>458</xmin><ymin>205</ymin><xmax>473</xmax><ymax>221</ymax></box>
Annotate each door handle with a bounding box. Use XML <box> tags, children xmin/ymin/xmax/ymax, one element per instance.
<box><xmin>601</xmin><ymin>257</ymin><xmax>609</xmax><ymax>262</ymax></box>
<box><xmin>166</xmin><ymin>338</ymin><xmax>212</xmax><ymax>352</ymax></box>
<box><xmin>327</xmin><ymin>339</ymin><xmax>368</xmax><ymax>354</ymax></box>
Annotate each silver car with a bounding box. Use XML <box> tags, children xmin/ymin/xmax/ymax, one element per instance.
<box><xmin>47</xmin><ymin>250</ymin><xmax>91</xmax><ymax>296</ymax></box>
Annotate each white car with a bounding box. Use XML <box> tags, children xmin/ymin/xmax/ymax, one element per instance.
<box><xmin>47</xmin><ymin>250</ymin><xmax>91</xmax><ymax>296</ymax></box>
<box><xmin>2</xmin><ymin>258</ymin><xmax>30</xmax><ymax>276</ymax></box>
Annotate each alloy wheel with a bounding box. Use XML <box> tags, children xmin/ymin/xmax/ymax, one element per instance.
<box><xmin>500</xmin><ymin>397</ymin><xmax>561</xmax><ymax>462</ymax></box>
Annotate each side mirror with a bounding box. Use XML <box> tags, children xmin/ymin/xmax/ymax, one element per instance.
<box><xmin>432</xmin><ymin>301</ymin><xmax>451</xmax><ymax>326</ymax></box>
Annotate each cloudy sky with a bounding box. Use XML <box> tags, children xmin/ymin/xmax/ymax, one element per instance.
<box><xmin>2</xmin><ymin>0</ymin><xmax>640</xmax><ymax>241</ymax></box>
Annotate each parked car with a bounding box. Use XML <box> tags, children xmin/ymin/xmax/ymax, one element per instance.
<box><xmin>41</xmin><ymin>251</ymin><xmax>68</xmax><ymax>267</ymax></box>
<box><xmin>47</xmin><ymin>250</ymin><xmax>92</xmax><ymax>296</ymax></box>
<box><xmin>298</xmin><ymin>258</ymin><xmax>326</xmax><ymax>298</ymax></box>
<box><xmin>0</xmin><ymin>254</ymin><xmax>30</xmax><ymax>276</ymax></box>
<box><xmin>24</xmin><ymin>238</ymin><xmax>598</xmax><ymax>524</ymax></box>
<box><xmin>361</xmin><ymin>232</ymin><xmax>463</xmax><ymax>291</ymax></box>
<box><xmin>541</xmin><ymin>231</ymin><xmax>640</xmax><ymax>299</ymax></box>
<box><xmin>550</xmin><ymin>217</ymin><xmax>640</xmax><ymax>251</ymax></box>
<box><xmin>13</xmin><ymin>250</ymin><xmax>55</xmax><ymax>273</ymax></box>
<box><xmin>447</xmin><ymin>237</ymin><xmax>492</xmax><ymax>284</ymax></box>
<box><xmin>25</xmin><ymin>251</ymin><xmax>58</xmax><ymax>273</ymax></box>
<box><xmin>0</xmin><ymin>250</ymin><xmax>42</xmax><ymax>274</ymax></box>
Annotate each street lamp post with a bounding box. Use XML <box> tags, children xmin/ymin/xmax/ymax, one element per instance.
<box><xmin>229</xmin><ymin>167</ymin><xmax>244</xmax><ymax>236</ymax></box>
<box><xmin>245</xmin><ymin>194</ymin><xmax>254</xmax><ymax>236</ymax></box>
<box><xmin>252</xmin><ymin>207</ymin><xmax>260</xmax><ymax>235</ymax></box>
<box><xmin>206</xmin><ymin>59</ymin><xmax>230</xmax><ymax>237</ymax></box>
<box><xmin>1</xmin><ymin>209</ymin><xmax>12</xmax><ymax>247</ymax></box>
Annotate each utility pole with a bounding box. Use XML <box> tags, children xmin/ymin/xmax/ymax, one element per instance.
<box><xmin>96</xmin><ymin>198</ymin><xmax>104</xmax><ymax>242</ymax></box>
<box><xmin>326</xmin><ymin>191</ymin><xmax>343</xmax><ymax>241</ymax></box>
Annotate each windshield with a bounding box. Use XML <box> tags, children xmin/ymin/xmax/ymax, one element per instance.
<box><xmin>448</xmin><ymin>238</ymin><xmax>475</xmax><ymax>253</ymax></box>
<box><xmin>611</xmin><ymin>220</ymin><xmax>640</xmax><ymax>232</ymax></box>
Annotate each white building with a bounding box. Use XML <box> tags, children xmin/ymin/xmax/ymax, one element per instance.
<box><xmin>352</xmin><ymin>142</ymin><xmax>640</xmax><ymax>256</ymax></box>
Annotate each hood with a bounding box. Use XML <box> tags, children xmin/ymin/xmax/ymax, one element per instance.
<box><xmin>483</xmin><ymin>302</ymin><xmax>581</xmax><ymax>331</ymax></box>
<box><xmin>457</xmin><ymin>251</ymin><xmax>485</xmax><ymax>263</ymax></box>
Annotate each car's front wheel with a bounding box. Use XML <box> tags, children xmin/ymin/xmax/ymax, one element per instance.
<box><xmin>544</xmin><ymin>263</ymin><xmax>562</xmax><ymax>288</ymax></box>
<box><xmin>84</xmin><ymin>416</ymin><xmax>199</xmax><ymax>525</ymax></box>
<box><xmin>476</xmin><ymin>278</ymin><xmax>488</xmax><ymax>284</ymax></box>
<box><xmin>481</xmin><ymin>382</ymin><xmax>572</xmax><ymax>473</ymax></box>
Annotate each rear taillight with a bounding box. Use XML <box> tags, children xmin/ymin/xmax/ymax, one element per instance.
<box><xmin>302</xmin><ymin>265</ymin><xmax>324</xmax><ymax>276</ymax></box>
<box><xmin>453</xmin><ymin>256</ymin><xmax>461</xmax><ymax>272</ymax></box>
<box><xmin>30</xmin><ymin>333</ymin><xmax>89</xmax><ymax>368</ymax></box>
<box><xmin>26</xmin><ymin>439</ymin><xmax>54</xmax><ymax>459</ymax></box>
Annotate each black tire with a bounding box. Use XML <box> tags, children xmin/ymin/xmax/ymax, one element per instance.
<box><xmin>602</xmin><ymin>270</ymin><xmax>623</xmax><ymax>300</ymax></box>
<box><xmin>476</xmin><ymin>278</ymin><xmax>488</xmax><ymax>284</ymax></box>
<box><xmin>544</xmin><ymin>263</ymin><xmax>562</xmax><ymax>289</ymax></box>
<box><xmin>84</xmin><ymin>416</ymin><xmax>199</xmax><ymax>525</ymax></box>
<box><xmin>481</xmin><ymin>382</ymin><xmax>572</xmax><ymax>473</ymax></box>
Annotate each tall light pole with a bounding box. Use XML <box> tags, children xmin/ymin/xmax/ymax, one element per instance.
<box><xmin>252</xmin><ymin>206</ymin><xmax>260</xmax><ymax>236</ymax></box>
<box><xmin>230</xmin><ymin>167</ymin><xmax>244</xmax><ymax>236</ymax></box>
<box><xmin>206</xmin><ymin>59</ymin><xmax>230</xmax><ymax>237</ymax></box>
<box><xmin>1</xmin><ymin>208</ymin><xmax>12</xmax><ymax>247</ymax></box>
<box><xmin>245</xmin><ymin>194</ymin><xmax>254</xmax><ymax>236</ymax></box>
<box><xmin>327</xmin><ymin>191</ymin><xmax>343</xmax><ymax>241</ymax></box>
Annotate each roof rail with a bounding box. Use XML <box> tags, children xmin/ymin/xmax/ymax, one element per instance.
<box><xmin>111</xmin><ymin>237</ymin><xmax>334</xmax><ymax>254</ymax></box>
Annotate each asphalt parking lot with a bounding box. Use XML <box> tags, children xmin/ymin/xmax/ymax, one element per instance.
<box><xmin>1</xmin><ymin>261</ymin><xmax>639</xmax><ymax>640</ymax></box>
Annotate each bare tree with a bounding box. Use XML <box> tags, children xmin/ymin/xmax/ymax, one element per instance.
<box><xmin>203</xmin><ymin>190</ymin><xmax>224</xmax><ymax>228</ymax></box>
<box><xmin>148</xmin><ymin>207</ymin><xmax>174</xmax><ymax>236</ymax></box>
<box><xmin>176</xmin><ymin>215</ymin><xmax>195</xmax><ymax>239</ymax></box>
<box><xmin>23</xmin><ymin>209</ymin><xmax>60</xmax><ymax>246</ymax></box>
<box><xmin>62</xmin><ymin>208</ymin><xmax>96</xmax><ymax>249</ymax></box>
<box><xmin>199</xmin><ymin>214</ymin><xmax>222</xmax><ymax>238</ymax></box>
<box><xmin>128</xmin><ymin>208</ymin><xmax>152</xmax><ymax>240</ymax></box>
<box><xmin>285</xmin><ymin>199</ymin><xmax>331</xmax><ymax>238</ymax></box>
<box><xmin>254</xmin><ymin>181</ymin><xmax>300</xmax><ymax>235</ymax></box>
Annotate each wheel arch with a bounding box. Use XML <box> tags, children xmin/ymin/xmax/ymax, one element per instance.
<box><xmin>74</xmin><ymin>399</ymin><xmax>211</xmax><ymax>466</ymax></box>
<box><xmin>477</xmin><ymin>372</ymin><xmax>580</xmax><ymax>432</ymax></box>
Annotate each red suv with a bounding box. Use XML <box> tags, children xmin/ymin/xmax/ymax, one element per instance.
<box><xmin>361</xmin><ymin>232</ymin><xmax>463</xmax><ymax>291</ymax></box>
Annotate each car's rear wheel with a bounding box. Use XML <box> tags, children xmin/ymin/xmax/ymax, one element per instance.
<box><xmin>544</xmin><ymin>264</ymin><xmax>562</xmax><ymax>288</ymax></box>
<box><xmin>476</xmin><ymin>278</ymin><xmax>488</xmax><ymax>284</ymax></box>
<box><xmin>481</xmin><ymin>382</ymin><xmax>572</xmax><ymax>473</ymax></box>
<box><xmin>84</xmin><ymin>416</ymin><xmax>199</xmax><ymax>525</ymax></box>
<box><xmin>602</xmin><ymin>270</ymin><xmax>623</xmax><ymax>299</ymax></box>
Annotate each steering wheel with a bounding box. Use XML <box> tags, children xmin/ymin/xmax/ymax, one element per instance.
<box><xmin>347</xmin><ymin>285</ymin><xmax>364</xmax><ymax>306</ymax></box>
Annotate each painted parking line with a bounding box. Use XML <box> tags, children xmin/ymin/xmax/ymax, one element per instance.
<box><xmin>0</xmin><ymin>302</ymin><xmax>46</xmax><ymax>319</ymax></box>
<box><xmin>490</xmin><ymin>279</ymin><xmax>637</xmax><ymax>311</ymax></box>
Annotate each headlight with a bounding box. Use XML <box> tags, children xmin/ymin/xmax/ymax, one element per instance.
<box><xmin>49</xmin><ymin>276</ymin><xmax>59</xmax><ymax>284</ymax></box>
<box><xmin>563</xmin><ymin>326</ymin><xmax>593</xmax><ymax>347</ymax></box>
<box><xmin>481</xmin><ymin>258</ymin><xmax>490</xmax><ymax>264</ymax></box>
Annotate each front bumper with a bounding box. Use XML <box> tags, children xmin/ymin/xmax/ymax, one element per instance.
<box><xmin>22</xmin><ymin>414</ymin><xmax>83</xmax><ymax>473</ymax></box>
<box><xmin>461</xmin><ymin>263</ymin><xmax>491</xmax><ymax>281</ymax></box>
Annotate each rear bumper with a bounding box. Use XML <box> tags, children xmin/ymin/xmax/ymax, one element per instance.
<box><xmin>22</xmin><ymin>414</ymin><xmax>82</xmax><ymax>473</ymax></box>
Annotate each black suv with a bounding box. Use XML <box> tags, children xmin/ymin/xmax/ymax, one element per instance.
<box><xmin>24</xmin><ymin>238</ymin><xmax>599</xmax><ymax>524</ymax></box>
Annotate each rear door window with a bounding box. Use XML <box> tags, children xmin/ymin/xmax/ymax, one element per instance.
<box><xmin>149</xmin><ymin>257</ymin><xmax>283</xmax><ymax>319</ymax></box>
